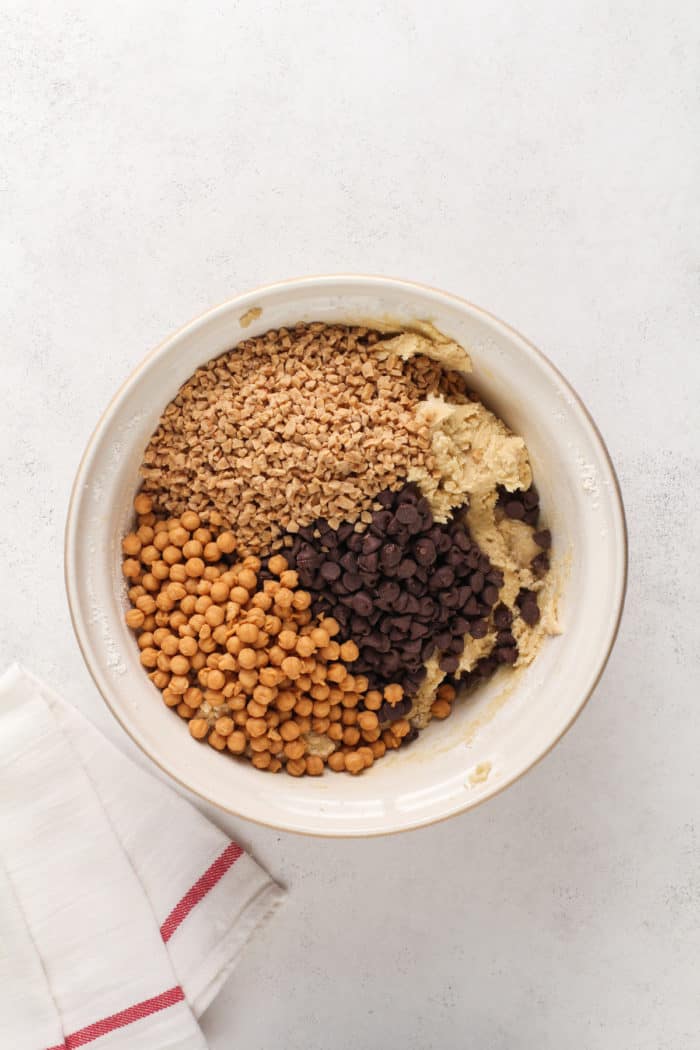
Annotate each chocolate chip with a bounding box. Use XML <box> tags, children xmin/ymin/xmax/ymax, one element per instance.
<box><xmin>492</xmin><ymin>603</ymin><xmax>513</xmax><ymax>629</ymax></box>
<box><xmin>476</xmin><ymin>657</ymin><xmax>497</xmax><ymax>677</ymax></box>
<box><xmin>352</xmin><ymin>592</ymin><xmax>373</xmax><ymax>617</ymax></box>
<box><xmin>445</xmin><ymin>547</ymin><xmax>465</xmax><ymax>568</ymax></box>
<box><xmin>338</xmin><ymin>552</ymin><xmax>356</xmax><ymax>572</ymax></box>
<box><xmin>465</xmin><ymin>549</ymin><xmax>480</xmax><ymax>569</ymax></box>
<box><xmin>397</xmin><ymin>558</ymin><xmax>417</xmax><ymax>579</ymax></box>
<box><xmin>496</xmin><ymin>631</ymin><xmax>516</xmax><ymax>647</ymax></box>
<box><xmin>453</xmin><ymin>529</ymin><xmax>472</xmax><ymax>552</ymax></box>
<box><xmin>469</xmin><ymin>619</ymin><xmax>489</xmax><ymax>638</ymax></box>
<box><xmin>523</xmin><ymin>488</ymin><xmax>539</xmax><ymax>509</ymax></box>
<box><xmin>531</xmin><ymin>552</ymin><xmax>550</xmax><ymax>577</ymax></box>
<box><xmin>398</xmin><ymin>485</ymin><xmax>419</xmax><ymax>504</ymax></box>
<box><xmin>358</xmin><ymin>553</ymin><xmax>379</xmax><ymax>574</ymax></box>
<box><xmin>517</xmin><ymin>590</ymin><xmax>541</xmax><ymax>626</ymax></box>
<box><xmin>443</xmin><ymin>589</ymin><xmax>461</xmax><ymax>608</ymax></box>
<box><xmin>496</xmin><ymin>646</ymin><xmax>517</xmax><ymax>664</ymax></box>
<box><xmin>436</xmin><ymin>532</ymin><xmax>452</xmax><ymax>555</ymax></box>
<box><xmin>369</xmin><ymin>631</ymin><xmax>390</xmax><ymax>652</ymax></box>
<box><xmin>469</xmin><ymin>571</ymin><xmax>485</xmax><ymax>592</ymax></box>
<box><xmin>404</xmin><ymin>577</ymin><xmax>422</xmax><ymax>597</ymax></box>
<box><xmin>362</xmin><ymin>534</ymin><xmax>383</xmax><ymax>555</ymax></box>
<box><xmin>432</xmin><ymin>566</ymin><xmax>455</xmax><ymax>589</ymax></box>
<box><xmin>378</xmin><ymin>580</ymin><xmax>400</xmax><ymax>603</ymax></box>
<box><xmin>413</xmin><ymin>665</ymin><xmax>428</xmax><ymax>686</ymax></box>
<box><xmin>422</xmin><ymin>640</ymin><xmax>436</xmax><ymax>661</ymax></box>
<box><xmin>504</xmin><ymin>500</ymin><xmax>525</xmax><ymax>520</ymax></box>
<box><xmin>410</xmin><ymin>621</ymin><xmax>430</xmax><ymax>639</ymax></box>
<box><xmin>402</xmin><ymin>638</ymin><xmax>423</xmax><ymax>657</ymax></box>
<box><xmin>439</xmin><ymin>654</ymin><xmax>460</xmax><ymax>673</ymax></box>
<box><xmin>520</xmin><ymin>603</ymin><xmax>540</xmax><ymax>626</ymax></box>
<box><xmin>386</xmin><ymin>515</ymin><xmax>403</xmax><ymax>537</ymax></box>
<box><xmin>370</xmin><ymin>510</ymin><xmax>392</xmax><ymax>535</ymax></box>
<box><xmin>382</xmin><ymin>652</ymin><xmax>401</xmax><ymax>674</ymax></box>
<box><xmin>396</xmin><ymin>503</ymin><xmax>420</xmax><ymax>527</ymax></box>
<box><xmin>414</xmin><ymin>538</ymin><xmax>437</xmax><ymax>566</ymax></box>
<box><xmin>533</xmin><ymin>529</ymin><xmax>551</xmax><ymax>549</ymax></box>
<box><xmin>380</xmin><ymin>543</ymin><xmax>402</xmax><ymax>568</ymax></box>
<box><xmin>297</xmin><ymin>544</ymin><xmax>320</xmax><ymax>569</ymax></box>
<box><xmin>482</xmin><ymin>584</ymin><xmax>500</xmax><ymax>606</ymax></box>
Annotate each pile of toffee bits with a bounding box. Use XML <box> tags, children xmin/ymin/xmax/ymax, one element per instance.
<box><xmin>122</xmin><ymin>494</ymin><xmax>412</xmax><ymax>777</ymax></box>
<box><xmin>138</xmin><ymin>322</ymin><xmax>462</xmax><ymax>555</ymax></box>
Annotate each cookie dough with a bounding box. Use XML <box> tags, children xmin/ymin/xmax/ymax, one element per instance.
<box><xmin>386</xmin><ymin>325</ymin><xmax>560</xmax><ymax>727</ymax></box>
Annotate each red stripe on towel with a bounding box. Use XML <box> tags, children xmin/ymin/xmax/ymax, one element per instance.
<box><xmin>46</xmin><ymin>985</ymin><xmax>184</xmax><ymax>1049</ymax></box>
<box><xmin>160</xmin><ymin>840</ymin><xmax>243</xmax><ymax>943</ymax></box>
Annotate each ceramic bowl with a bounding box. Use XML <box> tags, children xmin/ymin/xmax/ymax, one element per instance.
<box><xmin>65</xmin><ymin>276</ymin><xmax>627</xmax><ymax>836</ymax></box>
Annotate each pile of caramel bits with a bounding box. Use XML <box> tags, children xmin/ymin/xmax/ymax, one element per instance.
<box><xmin>122</xmin><ymin>494</ymin><xmax>410</xmax><ymax>776</ymax></box>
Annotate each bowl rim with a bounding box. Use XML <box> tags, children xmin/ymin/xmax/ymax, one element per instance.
<box><xmin>64</xmin><ymin>273</ymin><xmax>628</xmax><ymax>836</ymax></box>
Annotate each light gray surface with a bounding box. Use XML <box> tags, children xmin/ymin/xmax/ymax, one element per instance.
<box><xmin>1</xmin><ymin>2</ymin><xmax>698</xmax><ymax>1048</ymax></box>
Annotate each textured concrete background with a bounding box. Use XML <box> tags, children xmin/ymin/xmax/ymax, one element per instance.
<box><xmin>1</xmin><ymin>2</ymin><xmax>698</xmax><ymax>1047</ymax></box>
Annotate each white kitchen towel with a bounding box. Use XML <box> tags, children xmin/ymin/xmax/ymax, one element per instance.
<box><xmin>0</xmin><ymin>665</ymin><xmax>285</xmax><ymax>1050</ymax></box>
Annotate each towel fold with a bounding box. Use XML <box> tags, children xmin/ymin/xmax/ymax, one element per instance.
<box><xmin>0</xmin><ymin>665</ymin><xmax>284</xmax><ymax>1050</ymax></box>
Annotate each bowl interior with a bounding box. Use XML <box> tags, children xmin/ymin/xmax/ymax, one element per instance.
<box><xmin>66</xmin><ymin>277</ymin><xmax>626</xmax><ymax>835</ymax></box>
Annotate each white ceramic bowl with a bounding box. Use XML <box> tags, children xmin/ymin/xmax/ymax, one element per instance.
<box><xmin>65</xmin><ymin>276</ymin><xmax>627</xmax><ymax>836</ymax></box>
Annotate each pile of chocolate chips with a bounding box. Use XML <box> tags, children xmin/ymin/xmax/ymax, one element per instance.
<box><xmin>271</xmin><ymin>484</ymin><xmax>509</xmax><ymax>719</ymax></box>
